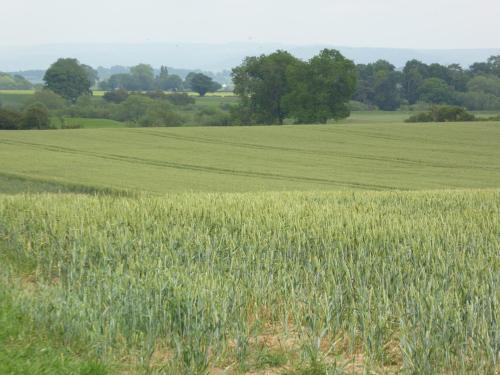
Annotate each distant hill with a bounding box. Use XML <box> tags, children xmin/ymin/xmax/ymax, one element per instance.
<box><xmin>1</xmin><ymin>43</ymin><xmax>499</xmax><ymax>71</ymax></box>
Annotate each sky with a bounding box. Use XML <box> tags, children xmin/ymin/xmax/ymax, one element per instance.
<box><xmin>1</xmin><ymin>0</ymin><xmax>499</xmax><ymax>49</ymax></box>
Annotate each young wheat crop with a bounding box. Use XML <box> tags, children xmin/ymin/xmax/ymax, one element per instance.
<box><xmin>0</xmin><ymin>190</ymin><xmax>498</xmax><ymax>373</ymax></box>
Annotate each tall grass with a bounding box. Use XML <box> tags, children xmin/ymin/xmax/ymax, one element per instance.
<box><xmin>0</xmin><ymin>190</ymin><xmax>498</xmax><ymax>373</ymax></box>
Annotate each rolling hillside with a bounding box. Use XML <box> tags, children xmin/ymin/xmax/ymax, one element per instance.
<box><xmin>1</xmin><ymin>121</ymin><xmax>499</xmax><ymax>194</ymax></box>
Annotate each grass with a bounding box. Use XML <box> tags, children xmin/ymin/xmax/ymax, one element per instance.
<box><xmin>0</xmin><ymin>189</ymin><xmax>498</xmax><ymax>373</ymax></box>
<box><xmin>0</xmin><ymin>119</ymin><xmax>499</xmax><ymax>194</ymax></box>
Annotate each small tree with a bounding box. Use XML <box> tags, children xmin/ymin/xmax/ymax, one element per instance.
<box><xmin>21</xmin><ymin>103</ymin><xmax>51</xmax><ymax>129</ymax></box>
<box><xmin>188</xmin><ymin>73</ymin><xmax>221</xmax><ymax>96</ymax></box>
<box><xmin>129</xmin><ymin>64</ymin><xmax>155</xmax><ymax>91</ymax></box>
<box><xmin>44</xmin><ymin>58</ymin><xmax>91</xmax><ymax>102</ymax></box>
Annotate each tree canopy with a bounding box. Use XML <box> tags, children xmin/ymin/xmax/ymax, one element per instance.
<box><xmin>232</xmin><ymin>49</ymin><xmax>356</xmax><ymax>124</ymax></box>
<box><xmin>43</xmin><ymin>58</ymin><xmax>92</xmax><ymax>102</ymax></box>
<box><xmin>232</xmin><ymin>50</ymin><xmax>299</xmax><ymax>124</ymax></box>
<box><xmin>354</xmin><ymin>60</ymin><xmax>401</xmax><ymax>110</ymax></box>
<box><xmin>284</xmin><ymin>49</ymin><xmax>357</xmax><ymax>123</ymax></box>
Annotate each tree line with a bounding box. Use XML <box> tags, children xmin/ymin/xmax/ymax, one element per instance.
<box><xmin>98</xmin><ymin>64</ymin><xmax>221</xmax><ymax>96</ymax></box>
<box><xmin>354</xmin><ymin>56</ymin><xmax>500</xmax><ymax>110</ymax></box>
<box><xmin>1</xmin><ymin>51</ymin><xmax>500</xmax><ymax>129</ymax></box>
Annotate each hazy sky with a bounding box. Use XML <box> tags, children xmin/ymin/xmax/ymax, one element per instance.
<box><xmin>1</xmin><ymin>0</ymin><xmax>499</xmax><ymax>48</ymax></box>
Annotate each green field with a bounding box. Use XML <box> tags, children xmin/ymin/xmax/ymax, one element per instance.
<box><xmin>1</xmin><ymin>113</ymin><xmax>499</xmax><ymax>373</ymax></box>
<box><xmin>1</xmin><ymin>120</ymin><xmax>499</xmax><ymax>194</ymax></box>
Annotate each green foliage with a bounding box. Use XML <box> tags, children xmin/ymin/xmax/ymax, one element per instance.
<box><xmin>99</xmin><ymin>73</ymin><xmax>131</xmax><ymax>90</ymax></box>
<box><xmin>0</xmin><ymin>91</ymin><xmax>49</xmax><ymax>109</ymax></box>
<box><xmin>103</xmin><ymin>89</ymin><xmax>129</xmax><ymax>103</ymax></box>
<box><xmin>284</xmin><ymin>49</ymin><xmax>357</xmax><ymax>123</ymax></box>
<box><xmin>26</xmin><ymin>89</ymin><xmax>66</xmax><ymax>110</ymax></box>
<box><xmin>417</xmin><ymin>78</ymin><xmax>457</xmax><ymax>104</ymax></box>
<box><xmin>113</xmin><ymin>95</ymin><xmax>154</xmax><ymax>122</ymax></box>
<box><xmin>402</xmin><ymin>59</ymin><xmax>429</xmax><ymax>104</ymax></box>
<box><xmin>82</xmin><ymin>64</ymin><xmax>99</xmax><ymax>87</ymax></box>
<box><xmin>21</xmin><ymin>103</ymin><xmax>51</xmax><ymax>129</ymax></box>
<box><xmin>156</xmin><ymin>67</ymin><xmax>183</xmax><ymax>91</ymax></box>
<box><xmin>194</xmin><ymin>107</ymin><xmax>232</xmax><ymax>126</ymax></box>
<box><xmin>0</xmin><ymin>73</ymin><xmax>32</xmax><ymax>90</ymax></box>
<box><xmin>406</xmin><ymin>105</ymin><xmax>476</xmax><ymax>123</ymax></box>
<box><xmin>354</xmin><ymin>60</ymin><xmax>402</xmax><ymax>110</ymax></box>
<box><xmin>110</xmin><ymin>94</ymin><xmax>185</xmax><ymax>126</ymax></box>
<box><xmin>0</xmin><ymin>108</ymin><xmax>22</xmax><ymax>130</ymax></box>
<box><xmin>233</xmin><ymin>49</ymin><xmax>356</xmax><ymax>124</ymax></box>
<box><xmin>101</xmin><ymin>64</ymin><xmax>155</xmax><ymax>91</ymax></box>
<box><xmin>129</xmin><ymin>63</ymin><xmax>155</xmax><ymax>91</ymax></box>
<box><xmin>140</xmin><ymin>101</ymin><xmax>185</xmax><ymax>127</ymax></box>
<box><xmin>467</xmin><ymin>74</ymin><xmax>500</xmax><ymax>97</ymax></box>
<box><xmin>43</xmin><ymin>58</ymin><xmax>92</xmax><ymax>102</ymax></box>
<box><xmin>469</xmin><ymin>55</ymin><xmax>500</xmax><ymax>76</ymax></box>
<box><xmin>232</xmin><ymin>50</ymin><xmax>300</xmax><ymax>124</ymax></box>
<box><xmin>165</xmin><ymin>93</ymin><xmax>195</xmax><ymax>106</ymax></box>
<box><xmin>456</xmin><ymin>91</ymin><xmax>500</xmax><ymax>111</ymax></box>
<box><xmin>187</xmin><ymin>73</ymin><xmax>222</xmax><ymax>96</ymax></box>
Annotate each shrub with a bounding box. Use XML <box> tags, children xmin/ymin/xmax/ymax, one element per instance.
<box><xmin>455</xmin><ymin>91</ymin><xmax>500</xmax><ymax>111</ymax></box>
<box><xmin>26</xmin><ymin>89</ymin><xmax>67</xmax><ymax>110</ymax></box>
<box><xmin>139</xmin><ymin>102</ymin><xmax>185</xmax><ymax>127</ymax></box>
<box><xmin>65</xmin><ymin>95</ymin><xmax>115</xmax><ymax>119</ymax></box>
<box><xmin>21</xmin><ymin>103</ymin><xmax>51</xmax><ymax>129</ymax></box>
<box><xmin>195</xmin><ymin>107</ymin><xmax>233</xmax><ymax>126</ymax></box>
<box><xmin>406</xmin><ymin>105</ymin><xmax>476</xmax><ymax>123</ymax></box>
<box><xmin>165</xmin><ymin>93</ymin><xmax>195</xmax><ymax>106</ymax></box>
<box><xmin>145</xmin><ymin>90</ymin><xmax>167</xmax><ymax>100</ymax></box>
<box><xmin>113</xmin><ymin>95</ymin><xmax>155</xmax><ymax>122</ymax></box>
<box><xmin>0</xmin><ymin>108</ymin><xmax>22</xmax><ymax>130</ymax></box>
<box><xmin>103</xmin><ymin>89</ymin><xmax>129</xmax><ymax>104</ymax></box>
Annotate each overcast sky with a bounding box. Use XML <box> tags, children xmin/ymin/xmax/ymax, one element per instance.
<box><xmin>1</xmin><ymin>0</ymin><xmax>499</xmax><ymax>49</ymax></box>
